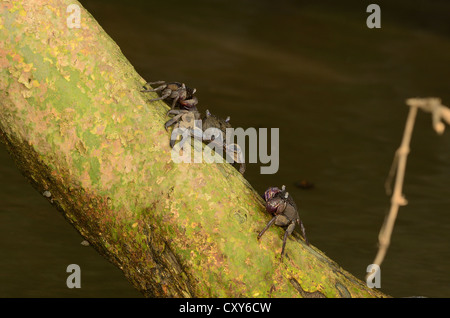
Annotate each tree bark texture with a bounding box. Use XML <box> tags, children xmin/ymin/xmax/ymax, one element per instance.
<box><xmin>0</xmin><ymin>0</ymin><xmax>388</xmax><ymax>297</ymax></box>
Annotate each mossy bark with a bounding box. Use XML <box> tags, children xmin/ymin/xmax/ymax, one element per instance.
<box><xmin>0</xmin><ymin>0</ymin><xmax>388</xmax><ymax>298</ymax></box>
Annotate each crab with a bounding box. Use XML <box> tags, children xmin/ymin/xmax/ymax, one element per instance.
<box><xmin>164</xmin><ymin>108</ymin><xmax>245</xmax><ymax>174</ymax></box>
<box><xmin>201</xmin><ymin>110</ymin><xmax>246</xmax><ymax>174</ymax></box>
<box><xmin>164</xmin><ymin>109</ymin><xmax>201</xmax><ymax>148</ymax></box>
<box><xmin>142</xmin><ymin>81</ymin><xmax>198</xmax><ymax>111</ymax></box>
<box><xmin>257</xmin><ymin>185</ymin><xmax>309</xmax><ymax>259</ymax></box>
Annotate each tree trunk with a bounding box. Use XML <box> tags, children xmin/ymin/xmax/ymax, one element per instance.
<box><xmin>0</xmin><ymin>0</ymin><xmax>388</xmax><ymax>298</ymax></box>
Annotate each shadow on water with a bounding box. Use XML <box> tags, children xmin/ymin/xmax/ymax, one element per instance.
<box><xmin>1</xmin><ymin>0</ymin><xmax>449</xmax><ymax>297</ymax></box>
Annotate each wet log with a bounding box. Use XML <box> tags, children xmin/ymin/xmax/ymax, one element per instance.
<box><xmin>0</xmin><ymin>0</ymin><xmax>388</xmax><ymax>297</ymax></box>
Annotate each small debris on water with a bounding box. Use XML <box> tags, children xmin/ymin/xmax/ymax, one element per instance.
<box><xmin>294</xmin><ymin>180</ymin><xmax>315</xmax><ymax>190</ymax></box>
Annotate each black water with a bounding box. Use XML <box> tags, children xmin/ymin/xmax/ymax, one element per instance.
<box><xmin>1</xmin><ymin>0</ymin><xmax>449</xmax><ymax>297</ymax></box>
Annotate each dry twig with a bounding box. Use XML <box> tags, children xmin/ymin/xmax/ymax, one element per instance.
<box><xmin>374</xmin><ymin>97</ymin><xmax>450</xmax><ymax>269</ymax></box>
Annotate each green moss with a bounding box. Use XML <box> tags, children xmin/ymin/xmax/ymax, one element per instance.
<box><xmin>87</xmin><ymin>156</ymin><xmax>100</xmax><ymax>185</ymax></box>
<box><xmin>71</xmin><ymin>151</ymin><xmax>85</xmax><ymax>175</ymax></box>
<box><xmin>82</xmin><ymin>129</ymin><xmax>100</xmax><ymax>150</ymax></box>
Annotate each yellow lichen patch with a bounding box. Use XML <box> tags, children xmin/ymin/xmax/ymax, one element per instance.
<box><xmin>43</xmin><ymin>57</ymin><xmax>54</xmax><ymax>64</ymax></box>
<box><xmin>156</xmin><ymin>176</ymin><xmax>165</xmax><ymax>185</ymax></box>
<box><xmin>22</xmin><ymin>62</ymin><xmax>33</xmax><ymax>72</ymax></box>
<box><xmin>21</xmin><ymin>89</ymin><xmax>32</xmax><ymax>99</ymax></box>
<box><xmin>17</xmin><ymin>73</ymin><xmax>32</xmax><ymax>89</ymax></box>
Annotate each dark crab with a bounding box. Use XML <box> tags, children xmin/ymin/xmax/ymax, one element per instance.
<box><xmin>142</xmin><ymin>81</ymin><xmax>198</xmax><ymax>111</ymax></box>
<box><xmin>258</xmin><ymin>185</ymin><xmax>309</xmax><ymax>259</ymax></box>
<box><xmin>202</xmin><ymin>110</ymin><xmax>246</xmax><ymax>175</ymax></box>
<box><xmin>164</xmin><ymin>109</ymin><xmax>201</xmax><ymax>148</ymax></box>
<box><xmin>164</xmin><ymin>108</ymin><xmax>245</xmax><ymax>174</ymax></box>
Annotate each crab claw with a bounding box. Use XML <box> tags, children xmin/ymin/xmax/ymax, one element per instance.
<box><xmin>181</xmin><ymin>96</ymin><xmax>198</xmax><ymax>109</ymax></box>
<box><xmin>170</xmin><ymin>137</ymin><xmax>177</xmax><ymax>148</ymax></box>
<box><xmin>264</xmin><ymin>187</ymin><xmax>282</xmax><ymax>202</ymax></box>
<box><xmin>238</xmin><ymin>162</ymin><xmax>246</xmax><ymax>175</ymax></box>
<box><xmin>166</xmin><ymin>108</ymin><xmax>184</xmax><ymax>117</ymax></box>
<box><xmin>164</xmin><ymin>117</ymin><xmax>177</xmax><ymax>131</ymax></box>
<box><xmin>265</xmin><ymin>196</ymin><xmax>286</xmax><ymax>215</ymax></box>
<box><xmin>164</xmin><ymin>121</ymin><xmax>173</xmax><ymax>131</ymax></box>
<box><xmin>164</xmin><ymin>111</ymin><xmax>185</xmax><ymax>131</ymax></box>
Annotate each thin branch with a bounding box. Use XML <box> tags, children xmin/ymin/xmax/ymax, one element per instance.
<box><xmin>374</xmin><ymin>97</ymin><xmax>449</xmax><ymax>268</ymax></box>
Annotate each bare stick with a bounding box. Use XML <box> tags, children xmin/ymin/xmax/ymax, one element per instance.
<box><xmin>374</xmin><ymin>97</ymin><xmax>450</xmax><ymax>268</ymax></box>
<box><xmin>384</xmin><ymin>152</ymin><xmax>399</xmax><ymax>196</ymax></box>
<box><xmin>374</xmin><ymin>103</ymin><xmax>417</xmax><ymax>267</ymax></box>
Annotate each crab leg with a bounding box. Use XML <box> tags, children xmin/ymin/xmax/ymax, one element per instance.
<box><xmin>171</xmin><ymin>128</ymin><xmax>192</xmax><ymax>148</ymax></box>
<box><xmin>232</xmin><ymin>143</ymin><xmax>246</xmax><ymax>174</ymax></box>
<box><xmin>164</xmin><ymin>113</ymin><xmax>184</xmax><ymax>131</ymax></box>
<box><xmin>146</xmin><ymin>80</ymin><xmax>166</xmax><ymax>85</ymax></box>
<box><xmin>225</xmin><ymin>143</ymin><xmax>246</xmax><ymax>175</ymax></box>
<box><xmin>257</xmin><ymin>216</ymin><xmax>277</xmax><ymax>240</ymax></box>
<box><xmin>281</xmin><ymin>221</ymin><xmax>296</xmax><ymax>258</ymax></box>
<box><xmin>170</xmin><ymin>95</ymin><xmax>180</xmax><ymax>109</ymax></box>
<box><xmin>141</xmin><ymin>81</ymin><xmax>167</xmax><ymax>92</ymax></box>
<box><xmin>141</xmin><ymin>85</ymin><xmax>166</xmax><ymax>93</ymax></box>
<box><xmin>298</xmin><ymin>219</ymin><xmax>309</xmax><ymax>246</ymax></box>
<box><xmin>149</xmin><ymin>89</ymin><xmax>171</xmax><ymax>101</ymax></box>
<box><xmin>167</xmin><ymin>109</ymin><xmax>186</xmax><ymax>116</ymax></box>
